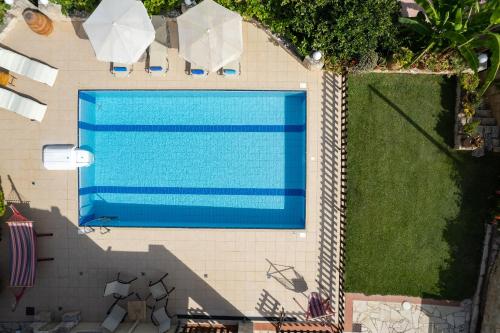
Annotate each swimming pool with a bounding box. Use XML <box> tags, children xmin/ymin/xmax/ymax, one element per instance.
<box><xmin>78</xmin><ymin>90</ymin><xmax>306</xmax><ymax>228</ymax></box>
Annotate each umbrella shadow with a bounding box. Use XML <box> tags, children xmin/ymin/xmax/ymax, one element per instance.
<box><xmin>265</xmin><ymin>259</ymin><xmax>308</xmax><ymax>294</ymax></box>
<box><xmin>167</xmin><ymin>19</ymin><xmax>179</xmax><ymax>50</ymax></box>
<box><xmin>71</xmin><ymin>20</ymin><xmax>88</xmax><ymax>40</ymax></box>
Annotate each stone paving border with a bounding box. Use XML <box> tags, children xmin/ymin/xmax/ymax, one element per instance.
<box><xmin>344</xmin><ymin>293</ymin><xmax>463</xmax><ymax>332</ymax></box>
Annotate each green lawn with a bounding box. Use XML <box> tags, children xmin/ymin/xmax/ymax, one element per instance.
<box><xmin>345</xmin><ymin>74</ymin><xmax>500</xmax><ymax>300</ymax></box>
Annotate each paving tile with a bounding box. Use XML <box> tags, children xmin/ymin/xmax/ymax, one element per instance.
<box><xmin>0</xmin><ymin>18</ymin><xmax>344</xmax><ymax>324</ymax></box>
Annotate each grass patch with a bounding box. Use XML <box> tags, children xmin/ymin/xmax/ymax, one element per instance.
<box><xmin>345</xmin><ymin>73</ymin><xmax>500</xmax><ymax>300</ymax></box>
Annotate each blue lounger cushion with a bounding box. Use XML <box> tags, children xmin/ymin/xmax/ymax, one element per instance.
<box><xmin>191</xmin><ymin>69</ymin><xmax>205</xmax><ymax>75</ymax></box>
<box><xmin>149</xmin><ymin>66</ymin><xmax>163</xmax><ymax>72</ymax></box>
<box><xmin>113</xmin><ymin>66</ymin><xmax>128</xmax><ymax>72</ymax></box>
<box><xmin>223</xmin><ymin>69</ymin><xmax>237</xmax><ymax>75</ymax></box>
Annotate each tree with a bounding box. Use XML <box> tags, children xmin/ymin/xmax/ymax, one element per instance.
<box><xmin>399</xmin><ymin>0</ymin><xmax>500</xmax><ymax>95</ymax></box>
<box><xmin>218</xmin><ymin>0</ymin><xmax>400</xmax><ymax>69</ymax></box>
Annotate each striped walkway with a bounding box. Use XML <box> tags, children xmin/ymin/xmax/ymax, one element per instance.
<box><xmin>317</xmin><ymin>72</ymin><xmax>348</xmax><ymax>328</ymax></box>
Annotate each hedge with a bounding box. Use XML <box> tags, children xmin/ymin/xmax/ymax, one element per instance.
<box><xmin>50</xmin><ymin>0</ymin><xmax>401</xmax><ymax>69</ymax></box>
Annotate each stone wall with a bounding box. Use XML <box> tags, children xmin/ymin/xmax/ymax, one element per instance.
<box><xmin>485</xmin><ymin>71</ymin><xmax>500</xmax><ymax>126</ymax></box>
<box><xmin>480</xmin><ymin>251</ymin><xmax>499</xmax><ymax>332</ymax></box>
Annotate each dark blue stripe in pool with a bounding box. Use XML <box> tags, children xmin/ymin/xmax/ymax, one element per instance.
<box><xmin>78</xmin><ymin>121</ymin><xmax>305</xmax><ymax>133</ymax></box>
<box><xmin>80</xmin><ymin>186</ymin><xmax>305</xmax><ymax>197</ymax></box>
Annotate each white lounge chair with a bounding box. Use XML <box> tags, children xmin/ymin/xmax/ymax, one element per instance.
<box><xmin>0</xmin><ymin>87</ymin><xmax>47</xmax><ymax>122</ymax></box>
<box><xmin>111</xmin><ymin>63</ymin><xmax>132</xmax><ymax>77</ymax></box>
<box><xmin>0</xmin><ymin>46</ymin><xmax>58</xmax><ymax>86</ymax></box>
<box><xmin>148</xmin><ymin>16</ymin><xmax>169</xmax><ymax>76</ymax></box>
<box><xmin>151</xmin><ymin>303</ymin><xmax>171</xmax><ymax>333</ymax></box>
<box><xmin>146</xmin><ymin>273</ymin><xmax>175</xmax><ymax>302</ymax></box>
<box><xmin>103</xmin><ymin>273</ymin><xmax>137</xmax><ymax>299</ymax></box>
<box><xmin>220</xmin><ymin>59</ymin><xmax>240</xmax><ymax>76</ymax></box>
<box><xmin>101</xmin><ymin>303</ymin><xmax>127</xmax><ymax>333</ymax></box>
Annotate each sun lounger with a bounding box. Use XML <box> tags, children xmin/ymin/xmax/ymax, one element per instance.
<box><xmin>111</xmin><ymin>63</ymin><xmax>132</xmax><ymax>77</ymax></box>
<box><xmin>220</xmin><ymin>59</ymin><xmax>240</xmax><ymax>76</ymax></box>
<box><xmin>101</xmin><ymin>303</ymin><xmax>127</xmax><ymax>333</ymax></box>
<box><xmin>148</xmin><ymin>43</ymin><xmax>168</xmax><ymax>76</ymax></box>
<box><xmin>146</xmin><ymin>273</ymin><xmax>175</xmax><ymax>302</ymax></box>
<box><xmin>151</xmin><ymin>303</ymin><xmax>171</xmax><ymax>333</ymax></box>
<box><xmin>103</xmin><ymin>272</ymin><xmax>137</xmax><ymax>299</ymax></box>
<box><xmin>148</xmin><ymin>16</ymin><xmax>169</xmax><ymax>76</ymax></box>
<box><xmin>0</xmin><ymin>46</ymin><xmax>58</xmax><ymax>86</ymax></box>
<box><xmin>188</xmin><ymin>62</ymin><xmax>208</xmax><ymax>76</ymax></box>
<box><xmin>0</xmin><ymin>87</ymin><xmax>47</xmax><ymax>121</ymax></box>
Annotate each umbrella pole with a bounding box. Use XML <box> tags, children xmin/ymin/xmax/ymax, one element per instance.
<box><xmin>11</xmin><ymin>287</ymin><xmax>26</xmax><ymax>312</ymax></box>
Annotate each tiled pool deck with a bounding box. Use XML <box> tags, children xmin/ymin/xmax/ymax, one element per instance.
<box><xmin>0</xmin><ymin>17</ymin><xmax>344</xmax><ymax>325</ymax></box>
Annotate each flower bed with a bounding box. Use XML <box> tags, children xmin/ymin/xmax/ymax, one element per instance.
<box><xmin>454</xmin><ymin>72</ymin><xmax>500</xmax><ymax>155</ymax></box>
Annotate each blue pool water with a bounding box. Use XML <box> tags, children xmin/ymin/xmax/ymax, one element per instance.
<box><xmin>78</xmin><ymin>90</ymin><xmax>306</xmax><ymax>228</ymax></box>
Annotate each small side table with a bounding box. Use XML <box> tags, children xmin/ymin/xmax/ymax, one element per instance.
<box><xmin>128</xmin><ymin>300</ymin><xmax>146</xmax><ymax>320</ymax></box>
<box><xmin>127</xmin><ymin>301</ymin><xmax>147</xmax><ymax>333</ymax></box>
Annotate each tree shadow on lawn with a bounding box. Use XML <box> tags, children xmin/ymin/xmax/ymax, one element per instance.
<box><xmin>369</xmin><ymin>82</ymin><xmax>500</xmax><ymax>300</ymax></box>
<box><xmin>434</xmin><ymin>77</ymin><xmax>456</xmax><ymax>148</ymax></box>
<box><xmin>425</xmin><ymin>154</ymin><xmax>500</xmax><ymax>300</ymax></box>
<box><xmin>368</xmin><ymin>84</ymin><xmax>459</xmax><ymax>163</ymax></box>
<box><xmin>428</xmin><ymin>79</ymin><xmax>500</xmax><ymax>300</ymax></box>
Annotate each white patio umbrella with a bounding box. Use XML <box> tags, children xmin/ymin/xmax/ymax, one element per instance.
<box><xmin>177</xmin><ymin>0</ymin><xmax>243</xmax><ymax>72</ymax></box>
<box><xmin>83</xmin><ymin>0</ymin><xmax>155</xmax><ymax>64</ymax></box>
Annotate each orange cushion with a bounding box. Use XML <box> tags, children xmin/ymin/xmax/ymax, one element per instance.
<box><xmin>0</xmin><ymin>71</ymin><xmax>11</xmax><ymax>86</ymax></box>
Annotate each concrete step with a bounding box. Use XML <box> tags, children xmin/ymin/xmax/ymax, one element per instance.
<box><xmin>475</xmin><ymin>108</ymin><xmax>492</xmax><ymax>117</ymax></box>
<box><xmin>478</xmin><ymin>125</ymin><xmax>499</xmax><ymax>138</ymax></box>
<box><xmin>479</xmin><ymin>118</ymin><xmax>497</xmax><ymax>126</ymax></box>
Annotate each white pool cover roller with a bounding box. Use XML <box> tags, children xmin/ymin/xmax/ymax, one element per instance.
<box><xmin>83</xmin><ymin>0</ymin><xmax>155</xmax><ymax>64</ymax></box>
<box><xmin>177</xmin><ymin>0</ymin><xmax>243</xmax><ymax>72</ymax></box>
<box><xmin>43</xmin><ymin>145</ymin><xmax>94</xmax><ymax>170</ymax></box>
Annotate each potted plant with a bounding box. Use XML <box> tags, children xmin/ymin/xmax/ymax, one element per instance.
<box><xmin>0</xmin><ymin>189</ymin><xmax>4</xmax><ymax>218</ymax></box>
<box><xmin>461</xmin><ymin>120</ymin><xmax>482</xmax><ymax>148</ymax></box>
<box><xmin>387</xmin><ymin>47</ymin><xmax>413</xmax><ymax>70</ymax></box>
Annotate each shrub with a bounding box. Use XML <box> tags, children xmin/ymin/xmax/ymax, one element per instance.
<box><xmin>390</xmin><ymin>47</ymin><xmax>413</xmax><ymax>68</ymax></box>
<box><xmin>0</xmin><ymin>3</ymin><xmax>10</xmax><ymax>25</ymax></box>
<box><xmin>0</xmin><ymin>189</ymin><xmax>4</xmax><ymax>217</ymax></box>
<box><xmin>51</xmin><ymin>0</ymin><xmax>401</xmax><ymax>70</ymax></box>
<box><xmin>52</xmin><ymin>0</ymin><xmax>181</xmax><ymax>15</ymax></box>
<box><xmin>414</xmin><ymin>51</ymin><xmax>464</xmax><ymax>72</ymax></box>
<box><xmin>463</xmin><ymin>120</ymin><xmax>480</xmax><ymax>137</ymax></box>
<box><xmin>218</xmin><ymin>0</ymin><xmax>400</xmax><ymax>70</ymax></box>
<box><xmin>143</xmin><ymin>0</ymin><xmax>182</xmax><ymax>15</ymax></box>
<box><xmin>460</xmin><ymin>73</ymin><xmax>480</xmax><ymax>92</ymax></box>
<box><xmin>462</xmin><ymin>100</ymin><xmax>476</xmax><ymax>119</ymax></box>
<box><xmin>51</xmin><ymin>0</ymin><xmax>100</xmax><ymax>15</ymax></box>
<box><xmin>399</xmin><ymin>0</ymin><xmax>500</xmax><ymax>96</ymax></box>
<box><xmin>351</xmin><ymin>50</ymin><xmax>379</xmax><ymax>73</ymax></box>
